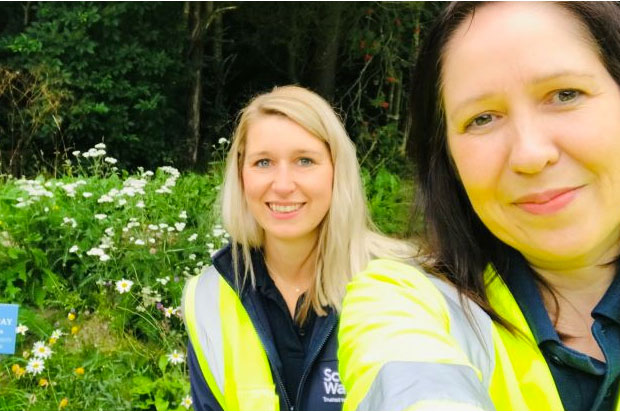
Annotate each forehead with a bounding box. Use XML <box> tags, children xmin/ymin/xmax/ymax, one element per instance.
<box><xmin>244</xmin><ymin>114</ymin><xmax>329</xmax><ymax>153</ymax></box>
<box><xmin>441</xmin><ymin>2</ymin><xmax>600</xmax><ymax>98</ymax></box>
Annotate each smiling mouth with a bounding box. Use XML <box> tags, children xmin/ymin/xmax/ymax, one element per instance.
<box><xmin>268</xmin><ymin>203</ymin><xmax>304</xmax><ymax>213</ymax></box>
<box><xmin>513</xmin><ymin>186</ymin><xmax>583</xmax><ymax>215</ymax></box>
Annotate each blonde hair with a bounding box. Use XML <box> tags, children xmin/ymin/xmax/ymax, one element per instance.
<box><xmin>221</xmin><ymin>85</ymin><xmax>412</xmax><ymax>322</ymax></box>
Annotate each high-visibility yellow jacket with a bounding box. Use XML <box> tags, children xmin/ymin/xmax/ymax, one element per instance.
<box><xmin>183</xmin><ymin>266</ymin><xmax>280</xmax><ymax>410</ymax></box>
<box><xmin>182</xmin><ymin>246</ymin><xmax>343</xmax><ymax>411</ymax></box>
<box><xmin>338</xmin><ymin>259</ymin><xmax>620</xmax><ymax>411</ymax></box>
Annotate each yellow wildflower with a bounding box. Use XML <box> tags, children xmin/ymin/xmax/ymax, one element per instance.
<box><xmin>59</xmin><ymin>397</ymin><xmax>69</xmax><ymax>410</ymax></box>
<box><xmin>49</xmin><ymin>337</ymin><xmax>57</xmax><ymax>345</ymax></box>
<box><xmin>70</xmin><ymin>326</ymin><xmax>79</xmax><ymax>335</ymax></box>
<box><xmin>38</xmin><ymin>378</ymin><xmax>49</xmax><ymax>387</ymax></box>
<box><xmin>74</xmin><ymin>367</ymin><xmax>85</xmax><ymax>375</ymax></box>
<box><xmin>67</xmin><ymin>313</ymin><xmax>76</xmax><ymax>321</ymax></box>
<box><xmin>15</xmin><ymin>366</ymin><xmax>26</xmax><ymax>379</ymax></box>
<box><xmin>11</xmin><ymin>364</ymin><xmax>20</xmax><ymax>373</ymax></box>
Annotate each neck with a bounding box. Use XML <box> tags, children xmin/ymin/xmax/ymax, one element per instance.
<box><xmin>527</xmin><ymin>245</ymin><xmax>618</xmax><ymax>314</ymax></box>
<box><xmin>526</xmin><ymin>248</ymin><xmax>617</xmax><ymax>358</ymax></box>
<box><xmin>263</xmin><ymin>234</ymin><xmax>318</xmax><ymax>284</ymax></box>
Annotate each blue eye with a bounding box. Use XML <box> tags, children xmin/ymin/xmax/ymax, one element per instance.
<box><xmin>256</xmin><ymin>159</ymin><xmax>271</xmax><ymax>168</ymax></box>
<box><xmin>298</xmin><ymin>157</ymin><xmax>314</xmax><ymax>166</ymax></box>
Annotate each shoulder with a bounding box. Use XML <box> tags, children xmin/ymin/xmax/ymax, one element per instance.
<box><xmin>339</xmin><ymin>259</ymin><xmax>496</xmax><ymax>411</ymax></box>
<box><xmin>344</xmin><ymin>258</ymin><xmax>450</xmax><ymax>312</ymax></box>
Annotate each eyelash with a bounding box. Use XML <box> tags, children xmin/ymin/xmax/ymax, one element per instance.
<box><xmin>298</xmin><ymin>157</ymin><xmax>314</xmax><ymax>166</ymax></box>
<box><xmin>464</xmin><ymin>113</ymin><xmax>497</xmax><ymax>132</ymax></box>
<box><xmin>547</xmin><ymin>88</ymin><xmax>582</xmax><ymax>105</ymax></box>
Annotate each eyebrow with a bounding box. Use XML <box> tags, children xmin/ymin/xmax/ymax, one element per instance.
<box><xmin>529</xmin><ymin>71</ymin><xmax>596</xmax><ymax>85</ymax></box>
<box><xmin>244</xmin><ymin>149</ymin><xmax>325</xmax><ymax>158</ymax></box>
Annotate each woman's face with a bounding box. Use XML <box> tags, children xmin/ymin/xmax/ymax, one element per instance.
<box><xmin>242</xmin><ymin>114</ymin><xmax>333</xmax><ymax>245</ymax></box>
<box><xmin>442</xmin><ymin>2</ymin><xmax>620</xmax><ymax>270</ymax></box>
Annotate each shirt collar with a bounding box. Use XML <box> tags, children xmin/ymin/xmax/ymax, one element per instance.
<box><xmin>503</xmin><ymin>251</ymin><xmax>620</xmax><ymax>343</ymax></box>
<box><xmin>503</xmin><ymin>251</ymin><xmax>560</xmax><ymax>345</ymax></box>
<box><xmin>592</xmin><ymin>263</ymin><xmax>620</xmax><ymax>326</ymax></box>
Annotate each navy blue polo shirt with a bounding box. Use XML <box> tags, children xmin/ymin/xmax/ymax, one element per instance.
<box><xmin>504</xmin><ymin>253</ymin><xmax>620</xmax><ymax>410</ymax></box>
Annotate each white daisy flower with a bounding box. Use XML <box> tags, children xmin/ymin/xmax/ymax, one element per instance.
<box><xmin>51</xmin><ymin>329</ymin><xmax>64</xmax><ymax>340</ymax></box>
<box><xmin>115</xmin><ymin>279</ymin><xmax>134</xmax><ymax>294</ymax></box>
<box><xmin>16</xmin><ymin>324</ymin><xmax>29</xmax><ymax>335</ymax></box>
<box><xmin>167</xmin><ymin>350</ymin><xmax>185</xmax><ymax>365</ymax></box>
<box><xmin>26</xmin><ymin>358</ymin><xmax>45</xmax><ymax>375</ymax></box>
<box><xmin>32</xmin><ymin>341</ymin><xmax>52</xmax><ymax>359</ymax></box>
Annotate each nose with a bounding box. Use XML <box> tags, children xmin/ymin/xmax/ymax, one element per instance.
<box><xmin>272</xmin><ymin>164</ymin><xmax>296</xmax><ymax>194</ymax></box>
<box><xmin>508</xmin><ymin>113</ymin><xmax>560</xmax><ymax>175</ymax></box>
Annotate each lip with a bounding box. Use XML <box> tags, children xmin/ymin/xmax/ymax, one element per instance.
<box><xmin>266</xmin><ymin>202</ymin><xmax>305</xmax><ymax>220</ymax></box>
<box><xmin>513</xmin><ymin>186</ymin><xmax>583</xmax><ymax>215</ymax></box>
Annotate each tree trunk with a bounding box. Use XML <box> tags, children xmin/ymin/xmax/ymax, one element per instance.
<box><xmin>309</xmin><ymin>3</ymin><xmax>344</xmax><ymax>101</ymax></box>
<box><xmin>212</xmin><ymin>3</ymin><xmax>224</xmax><ymax>111</ymax></box>
<box><xmin>400</xmin><ymin>8</ymin><xmax>421</xmax><ymax>155</ymax></box>
<box><xmin>186</xmin><ymin>1</ymin><xmax>207</xmax><ymax>169</ymax></box>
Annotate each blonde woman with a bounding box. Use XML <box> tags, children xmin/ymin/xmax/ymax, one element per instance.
<box><xmin>183</xmin><ymin>86</ymin><xmax>410</xmax><ymax>410</ymax></box>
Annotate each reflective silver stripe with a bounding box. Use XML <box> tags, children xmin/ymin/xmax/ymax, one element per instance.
<box><xmin>358</xmin><ymin>361</ymin><xmax>495</xmax><ymax>410</ymax></box>
<box><xmin>428</xmin><ymin>277</ymin><xmax>495</xmax><ymax>390</ymax></box>
<box><xmin>187</xmin><ymin>266</ymin><xmax>226</xmax><ymax>394</ymax></box>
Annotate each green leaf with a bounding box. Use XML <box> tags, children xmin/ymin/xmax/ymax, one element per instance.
<box><xmin>158</xmin><ymin>354</ymin><xmax>168</xmax><ymax>374</ymax></box>
<box><xmin>155</xmin><ymin>396</ymin><xmax>169</xmax><ymax>411</ymax></box>
<box><xmin>131</xmin><ymin>376</ymin><xmax>154</xmax><ymax>395</ymax></box>
<box><xmin>7</xmin><ymin>247</ymin><xmax>21</xmax><ymax>259</ymax></box>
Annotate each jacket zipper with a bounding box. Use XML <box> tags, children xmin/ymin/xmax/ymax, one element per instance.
<box><xmin>294</xmin><ymin>319</ymin><xmax>336</xmax><ymax>410</ymax></box>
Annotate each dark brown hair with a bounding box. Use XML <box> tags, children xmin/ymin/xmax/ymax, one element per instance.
<box><xmin>408</xmin><ymin>2</ymin><xmax>620</xmax><ymax>326</ymax></box>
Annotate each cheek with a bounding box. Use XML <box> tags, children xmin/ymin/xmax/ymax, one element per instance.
<box><xmin>448</xmin><ymin>137</ymin><xmax>504</xmax><ymax>199</ymax></box>
<box><xmin>321</xmin><ymin>169</ymin><xmax>335</xmax><ymax>205</ymax></box>
<box><xmin>241</xmin><ymin>170</ymin><xmax>261</xmax><ymax>203</ymax></box>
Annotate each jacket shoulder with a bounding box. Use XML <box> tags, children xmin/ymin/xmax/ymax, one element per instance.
<box><xmin>339</xmin><ymin>258</ymin><xmax>495</xmax><ymax>410</ymax></box>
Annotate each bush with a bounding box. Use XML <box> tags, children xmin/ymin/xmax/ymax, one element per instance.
<box><xmin>0</xmin><ymin>141</ymin><xmax>230</xmax><ymax>410</ymax></box>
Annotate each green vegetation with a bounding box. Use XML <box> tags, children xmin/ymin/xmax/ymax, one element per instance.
<box><xmin>0</xmin><ymin>142</ymin><xmax>410</xmax><ymax>410</ymax></box>
<box><xmin>0</xmin><ymin>2</ymin><xmax>443</xmax><ymax>176</ymax></box>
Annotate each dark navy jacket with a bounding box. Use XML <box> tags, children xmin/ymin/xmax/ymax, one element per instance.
<box><xmin>188</xmin><ymin>245</ymin><xmax>344</xmax><ymax>411</ymax></box>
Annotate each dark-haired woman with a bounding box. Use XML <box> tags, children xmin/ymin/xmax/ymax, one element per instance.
<box><xmin>339</xmin><ymin>2</ymin><xmax>620</xmax><ymax>410</ymax></box>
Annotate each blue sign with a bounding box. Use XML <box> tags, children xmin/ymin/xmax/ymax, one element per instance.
<box><xmin>0</xmin><ymin>304</ymin><xmax>19</xmax><ymax>355</ymax></box>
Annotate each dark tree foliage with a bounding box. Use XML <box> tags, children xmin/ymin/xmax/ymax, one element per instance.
<box><xmin>0</xmin><ymin>1</ymin><xmax>443</xmax><ymax>176</ymax></box>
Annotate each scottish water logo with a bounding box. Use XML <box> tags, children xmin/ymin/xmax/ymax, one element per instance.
<box><xmin>322</xmin><ymin>367</ymin><xmax>345</xmax><ymax>404</ymax></box>
<box><xmin>0</xmin><ymin>304</ymin><xmax>19</xmax><ymax>355</ymax></box>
